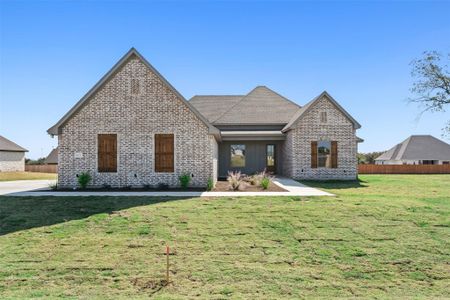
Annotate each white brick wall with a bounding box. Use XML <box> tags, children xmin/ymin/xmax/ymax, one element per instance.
<box><xmin>0</xmin><ymin>151</ymin><xmax>25</xmax><ymax>172</ymax></box>
<box><xmin>283</xmin><ymin>95</ymin><xmax>358</xmax><ymax>180</ymax></box>
<box><xmin>58</xmin><ymin>55</ymin><xmax>216</xmax><ymax>188</ymax></box>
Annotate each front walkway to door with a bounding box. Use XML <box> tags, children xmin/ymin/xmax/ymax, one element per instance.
<box><xmin>272</xmin><ymin>177</ymin><xmax>334</xmax><ymax>196</ymax></box>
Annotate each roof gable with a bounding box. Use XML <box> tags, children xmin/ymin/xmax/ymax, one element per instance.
<box><xmin>48</xmin><ymin>48</ymin><xmax>218</xmax><ymax>137</ymax></box>
<box><xmin>211</xmin><ymin>86</ymin><xmax>300</xmax><ymax>124</ymax></box>
<box><xmin>45</xmin><ymin>147</ymin><xmax>58</xmax><ymax>164</ymax></box>
<box><xmin>376</xmin><ymin>135</ymin><xmax>450</xmax><ymax>161</ymax></box>
<box><xmin>282</xmin><ymin>91</ymin><xmax>361</xmax><ymax>132</ymax></box>
<box><xmin>0</xmin><ymin>135</ymin><xmax>28</xmax><ymax>152</ymax></box>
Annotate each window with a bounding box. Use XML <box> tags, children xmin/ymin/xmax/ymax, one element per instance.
<box><xmin>320</xmin><ymin>111</ymin><xmax>327</xmax><ymax>123</ymax></box>
<box><xmin>318</xmin><ymin>141</ymin><xmax>332</xmax><ymax>168</ymax></box>
<box><xmin>131</xmin><ymin>78</ymin><xmax>140</xmax><ymax>95</ymax></box>
<box><xmin>231</xmin><ymin>144</ymin><xmax>245</xmax><ymax>167</ymax></box>
<box><xmin>422</xmin><ymin>160</ymin><xmax>435</xmax><ymax>165</ymax></box>
<box><xmin>98</xmin><ymin>134</ymin><xmax>117</xmax><ymax>172</ymax></box>
<box><xmin>155</xmin><ymin>134</ymin><xmax>174</xmax><ymax>172</ymax></box>
<box><xmin>267</xmin><ymin>144</ymin><xmax>275</xmax><ymax>167</ymax></box>
<box><xmin>443</xmin><ymin>161</ymin><xmax>449</xmax><ymax>165</ymax></box>
<box><xmin>311</xmin><ymin>141</ymin><xmax>337</xmax><ymax>168</ymax></box>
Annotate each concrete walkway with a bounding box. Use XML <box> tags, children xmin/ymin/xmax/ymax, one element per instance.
<box><xmin>0</xmin><ymin>178</ymin><xmax>333</xmax><ymax>197</ymax></box>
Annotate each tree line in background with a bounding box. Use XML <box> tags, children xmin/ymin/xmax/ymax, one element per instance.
<box><xmin>357</xmin><ymin>152</ymin><xmax>384</xmax><ymax>165</ymax></box>
<box><xmin>25</xmin><ymin>157</ymin><xmax>46</xmax><ymax>165</ymax></box>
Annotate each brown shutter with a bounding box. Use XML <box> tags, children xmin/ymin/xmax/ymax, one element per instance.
<box><xmin>155</xmin><ymin>134</ymin><xmax>174</xmax><ymax>172</ymax></box>
<box><xmin>98</xmin><ymin>134</ymin><xmax>117</xmax><ymax>172</ymax></box>
<box><xmin>331</xmin><ymin>141</ymin><xmax>338</xmax><ymax>168</ymax></box>
<box><xmin>311</xmin><ymin>141</ymin><xmax>318</xmax><ymax>168</ymax></box>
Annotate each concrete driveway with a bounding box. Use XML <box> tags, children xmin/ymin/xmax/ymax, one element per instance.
<box><xmin>0</xmin><ymin>180</ymin><xmax>57</xmax><ymax>196</ymax></box>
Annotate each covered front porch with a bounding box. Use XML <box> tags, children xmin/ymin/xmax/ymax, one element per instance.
<box><xmin>218</xmin><ymin>130</ymin><xmax>285</xmax><ymax>178</ymax></box>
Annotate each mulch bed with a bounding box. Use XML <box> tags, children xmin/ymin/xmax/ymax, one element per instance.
<box><xmin>38</xmin><ymin>187</ymin><xmax>206</xmax><ymax>192</ymax></box>
<box><xmin>213</xmin><ymin>180</ymin><xmax>287</xmax><ymax>192</ymax></box>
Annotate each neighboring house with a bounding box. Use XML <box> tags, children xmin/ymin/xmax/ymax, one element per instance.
<box><xmin>45</xmin><ymin>148</ymin><xmax>58</xmax><ymax>165</ymax></box>
<box><xmin>48</xmin><ymin>48</ymin><xmax>362</xmax><ymax>188</ymax></box>
<box><xmin>375</xmin><ymin>135</ymin><xmax>450</xmax><ymax>165</ymax></box>
<box><xmin>0</xmin><ymin>135</ymin><xmax>28</xmax><ymax>172</ymax></box>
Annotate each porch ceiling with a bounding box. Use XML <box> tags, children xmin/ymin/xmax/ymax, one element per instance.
<box><xmin>220</xmin><ymin>131</ymin><xmax>285</xmax><ymax>141</ymax></box>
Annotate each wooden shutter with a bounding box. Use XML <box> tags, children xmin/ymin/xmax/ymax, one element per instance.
<box><xmin>98</xmin><ymin>134</ymin><xmax>117</xmax><ymax>172</ymax></box>
<box><xmin>311</xmin><ymin>141</ymin><xmax>318</xmax><ymax>168</ymax></box>
<box><xmin>155</xmin><ymin>134</ymin><xmax>174</xmax><ymax>172</ymax></box>
<box><xmin>331</xmin><ymin>141</ymin><xmax>338</xmax><ymax>168</ymax></box>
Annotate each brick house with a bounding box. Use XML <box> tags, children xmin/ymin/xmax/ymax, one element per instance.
<box><xmin>0</xmin><ymin>135</ymin><xmax>28</xmax><ymax>172</ymax></box>
<box><xmin>48</xmin><ymin>48</ymin><xmax>362</xmax><ymax>188</ymax></box>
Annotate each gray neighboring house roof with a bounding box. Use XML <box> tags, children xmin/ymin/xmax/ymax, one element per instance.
<box><xmin>45</xmin><ymin>148</ymin><xmax>58</xmax><ymax>164</ymax></box>
<box><xmin>190</xmin><ymin>86</ymin><xmax>301</xmax><ymax>125</ymax></box>
<box><xmin>282</xmin><ymin>91</ymin><xmax>361</xmax><ymax>132</ymax></box>
<box><xmin>47</xmin><ymin>48</ymin><xmax>220</xmax><ymax>138</ymax></box>
<box><xmin>0</xmin><ymin>135</ymin><xmax>28</xmax><ymax>152</ymax></box>
<box><xmin>375</xmin><ymin>135</ymin><xmax>450</xmax><ymax>161</ymax></box>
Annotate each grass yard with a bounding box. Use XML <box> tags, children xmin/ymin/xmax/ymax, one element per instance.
<box><xmin>0</xmin><ymin>175</ymin><xmax>449</xmax><ymax>298</ymax></box>
<box><xmin>0</xmin><ymin>171</ymin><xmax>57</xmax><ymax>182</ymax></box>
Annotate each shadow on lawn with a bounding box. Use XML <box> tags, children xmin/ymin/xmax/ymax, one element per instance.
<box><xmin>301</xmin><ymin>178</ymin><xmax>368</xmax><ymax>190</ymax></box>
<box><xmin>0</xmin><ymin>196</ymin><xmax>189</xmax><ymax>236</ymax></box>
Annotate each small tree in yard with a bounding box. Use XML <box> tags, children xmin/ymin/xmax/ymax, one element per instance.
<box><xmin>409</xmin><ymin>51</ymin><xmax>450</xmax><ymax>137</ymax></box>
<box><xmin>77</xmin><ymin>172</ymin><xmax>92</xmax><ymax>189</ymax></box>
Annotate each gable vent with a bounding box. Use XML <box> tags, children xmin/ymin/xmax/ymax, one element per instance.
<box><xmin>131</xmin><ymin>78</ymin><xmax>140</xmax><ymax>95</ymax></box>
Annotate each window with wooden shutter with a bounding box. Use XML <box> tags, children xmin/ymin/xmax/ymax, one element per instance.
<box><xmin>311</xmin><ymin>141</ymin><xmax>318</xmax><ymax>168</ymax></box>
<box><xmin>98</xmin><ymin>134</ymin><xmax>117</xmax><ymax>172</ymax></box>
<box><xmin>331</xmin><ymin>141</ymin><xmax>338</xmax><ymax>168</ymax></box>
<box><xmin>155</xmin><ymin>134</ymin><xmax>174</xmax><ymax>172</ymax></box>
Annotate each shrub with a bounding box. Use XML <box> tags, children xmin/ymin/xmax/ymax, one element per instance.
<box><xmin>227</xmin><ymin>171</ymin><xmax>245</xmax><ymax>191</ymax></box>
<box><xmin>179</xmin><ymin>172</ymin><xmax>191</xmax><ymax>189</ymax></box>
<box><xmin>261</xmin><ymin>177</ymin><xmax>270</xmax><ymax>190</ymax></box>
<box><xmin>77</xmin><ymin>172</ymin><xmax>92</xmax><ymax>189</ymax></box>
<box><xmin>49</xmin><ymin>183</ymin><xmax>58</xmax><ymax>190</ymax></box>
<box><xmin>246</xmin><ymin>173</ymin><xmax>263</xmax><ymax>186</ymax></box>
<box><xmin>206</xmin><ymin>178</ymin><xmax>215</xmax><ymax>191</ymax></box>
<box><xmin>143</xmin><ymin>184</ymin><xmax>152</xmax><ymax>190</ymax></box>
<box><xmin>102</xmin><ymin>183</ymin><xmax>111</xmax><ymax>189</ymax></box>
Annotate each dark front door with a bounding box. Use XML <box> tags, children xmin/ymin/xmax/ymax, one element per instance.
<box><xmin>266</xmin><ymin>144</ymin><xmax>276</xmax><ymax>173</ymax></box>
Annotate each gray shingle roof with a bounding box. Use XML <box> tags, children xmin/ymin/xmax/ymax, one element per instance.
<box><xmin>190</xmin><ymin>86</ymin><xmax>300</xmax><ymax>124</ymax></box>
<box><xmin>189</xmin><ymin>95</ymin><xmax>244</xmax><ymax>122</ymax></box>
<box><xmin>0</xmin><ymin>135</ymin><xmax>28</xmax><ymax>152</ymax></box>
<box><xmin>375</xmin><ymin>135</ymin><xmax>450</xmax><ymax>161</ymax></box>
<box><xmin>45</xmin><ymin>148</ymin><xmax>58</xmax><ymax>164</ymax></box>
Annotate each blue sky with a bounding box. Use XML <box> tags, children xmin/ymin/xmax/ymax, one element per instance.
<box><xmin>1</xmin><ymin>1</ymin><xmax>449</xmax><ymax>159</ymax></box>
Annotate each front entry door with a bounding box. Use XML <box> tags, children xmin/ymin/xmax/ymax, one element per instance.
<box><xmin>266</xmin><ymin>144</ymin><xmax>276</xmax><ymax>173</ymax></box>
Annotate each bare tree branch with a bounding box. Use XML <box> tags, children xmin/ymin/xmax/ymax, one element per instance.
<box><xmin>409</xmin><ymin>51</ymin><xmax>450</xmax><ymax>134</ymax></box>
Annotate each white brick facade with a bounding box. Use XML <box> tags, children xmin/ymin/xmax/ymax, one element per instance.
<box><xmin>0</xmin><ymin>151</ymin><xmax>25</xmax><ymax>172</ymax></box>
<box><xmin>53</xmin><ymin>49</ymin><xmax>360</xmax><ymax>186</ymax></box>
<box><xmin>58</xmin><ymin>55</ymin><xmax>216</xmax><ymax>188</ymax></box>
<box><xmin>281</xmin><ymin>95</ymin><xmax>358</xmax><ymax>180</ymax></box>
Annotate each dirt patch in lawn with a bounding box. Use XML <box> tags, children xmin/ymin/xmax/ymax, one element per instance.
<box><xmin>213</xmin><ymin>180</ymin><xmax>287</xmax><ymax>192</ymax></box>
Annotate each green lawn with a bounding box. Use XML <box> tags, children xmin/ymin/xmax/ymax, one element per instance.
<box><xmin>0</xmin><ymin>175</ymin><xmax>449</xmax><ymax>299</ymax></box>
<box><xmin>0</xmin><ymin>172</ymin><xmax>57</xmax><ymax>181</ymax></box>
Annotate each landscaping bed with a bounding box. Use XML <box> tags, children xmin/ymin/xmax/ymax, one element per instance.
<box><xmin>42</xmin><ymin>187</ymin><xmax>206</xmax><ymax>192</ymax></box>
<box><xmin>213</xmin><ymin>179</ymin><xmax>287</xmax><ymax>192</ymax></box>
